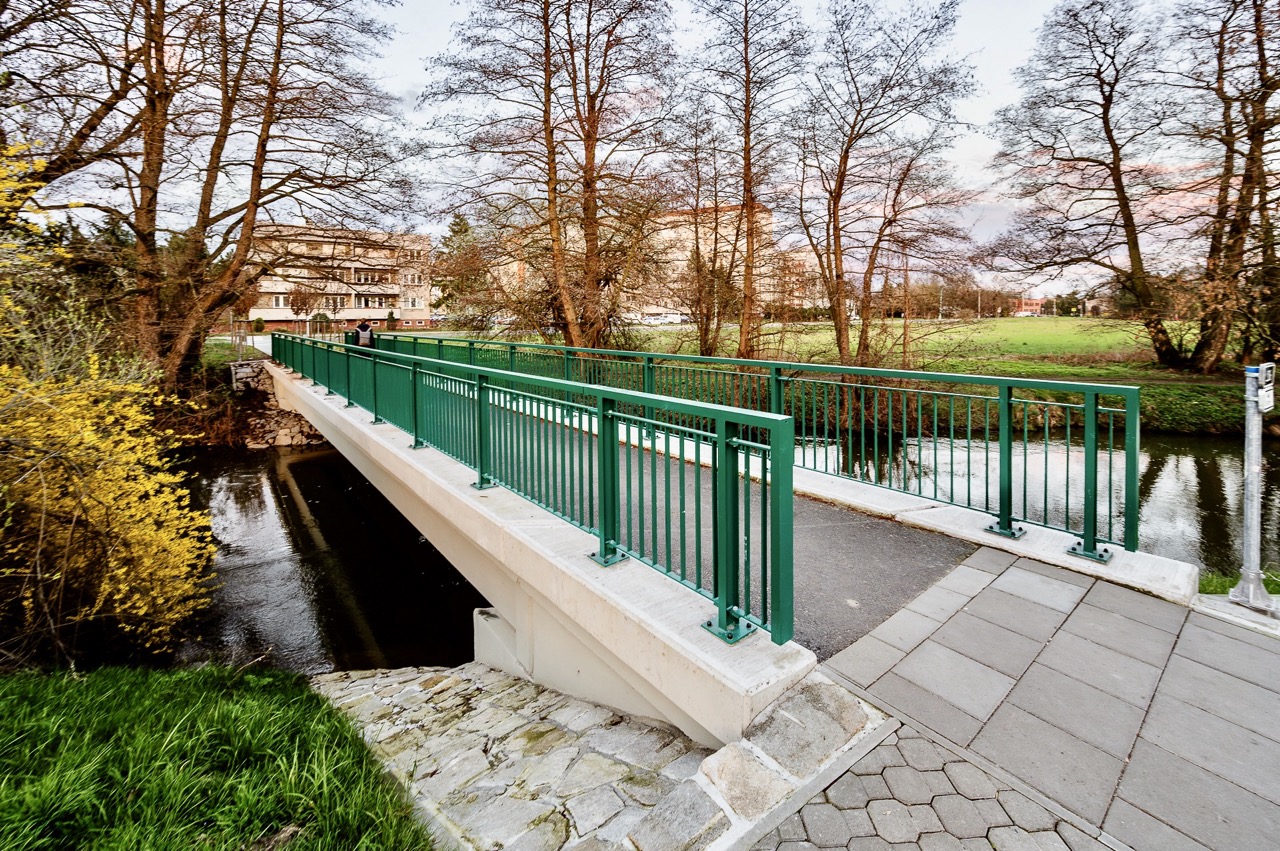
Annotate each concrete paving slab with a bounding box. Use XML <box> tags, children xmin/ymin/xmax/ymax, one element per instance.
<box><xmin>870</xmin><ymin>609</ymin><xmax>945</xmax><ymax>653</ymax></box>
<box><xmin>1190</xmin><ymin>596</ymin><xmax>1280</xmax><ymax>641</ymax></box>
<box><xmin>1010</xmin><ymin>559</ymin><xmax>1094</xmax><ymax>589</ymax></box>
<box><xmin>936</xmin><ymin>565</ymin><xmax>997</xmax><ymax>596</ymax></box>
<box><xmin>971</xmin><ymin>705</ymin><xmax>1122</xmax><ymax>825</ymax></box>
<box><xmin>989</xmin><ymin>568</ymin><xmax>1088</xmax><ymax>614</ymax></box>
<box><xmin>1141</xmin><ymin>692</ymin><xmax>1280</xmax><ymax>806</ymax></box>
<box><xmin>1113</xmin><ymin>739</ymin><xmax>1279</xmax><ymax>850</ymax></box>
<box><xmin>959</xmin><ymin>547</ymin><xmax>1018</xmax><ymax>574</ymax></box>
<box><xmin>1157</xmin><ymin>653</ymin><xmax>1280</xmax><ymax>743</ymax></box>
<box><xmin>1101</xmin><ymin>799</ymin><xmax>1208</xmax><ymax>851</ymax></box>
<box><xmin>906</xmin><ymin>585</ymin><xmax>972</xmax><ymax>623</ymax></box>
<box><xmin>827</xmin><ymin>636</ymin><xmax>906</xmax><ymax>688</ymax></box>
<box><xmin>1081</xmin><ymin>583</ymin><xmax>1187</xmax><ymax>634</ymax></box>
<box><xmin>1004</xmin><ymin>664</ymin><xmax>1144</xmax><ymax>760</ymax></box>
<box><xmin>929</xmin><ymin>613</ymin><xmax>1043</xmax><ymax>679</ymax></box>
<box><xmin>1059</xmin><ymin>603</ymin><xmax>1178</xmax><ymax>667</ymax></box>
<box><xmin>1186</xmin><ymin>609</ymin><xmax>1280</xmax><ymax>651</ymax></box>
<box><xmin>868</xmin><ymin>673</ymin><xmax>983</xmax><ymax>746</ymax></box>
<box><xmin>1036</xmin><ymin>632</ymin><xmax>1161</xmax><ymax>708</ymax></box>
<box><xmin>960</xmin><ymin>588</ymin><xmax>1067</xmax><ymax>643</ymax></box>
<box><xmin>1173</xmin><ymin>622</ymin><xmax>1280</xmax><ymax>696</ymax></box>
<box><xmin>894</xmin><ymin>642</ymin><xmax>1015</xmax><ymax>722</ymax></box>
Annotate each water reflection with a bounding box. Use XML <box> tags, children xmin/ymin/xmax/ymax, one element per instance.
<box><xmin>809</xmin><ymin>432</ymin><xmax>1277</xmax><ymax>575</ymax></box>
<box><xmin>182</xmin><ymin>448</ymin><xmax>489</xmax><ymax>674</ymax></box>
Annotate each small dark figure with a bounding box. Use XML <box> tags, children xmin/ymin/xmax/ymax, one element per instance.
<box><xmin>355</xmin><ymin>319</ymin><xmax>374</xmax><ymax>347</ymax></box>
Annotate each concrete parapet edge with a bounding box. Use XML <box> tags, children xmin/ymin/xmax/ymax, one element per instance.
<box><xmin>267</xmin><ymin>362</ymin><xmax>815</xmax><ymax>747</ymax></box>
<box><xmin>792</xmin><ymin>468</ymin><xmax>1199</xmax><ymax>606</ymax></box>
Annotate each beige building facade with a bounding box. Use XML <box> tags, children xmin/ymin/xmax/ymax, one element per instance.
<box><xmin>247</xmin><ymin>225</ymin><xmax>435</xmax><ymax>331</ymax></box>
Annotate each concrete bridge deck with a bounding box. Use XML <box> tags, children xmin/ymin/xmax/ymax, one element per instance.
<box><xmin>267</xmin><ymin>361</ymin><xmax>1280</xmax><ymax>850</ymax></box>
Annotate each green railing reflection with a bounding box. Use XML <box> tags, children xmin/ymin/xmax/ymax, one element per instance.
<box><xmin>363</xmin><ymin>332</ymin><xmax>1140</xmax><ymax>559</ymax></box>
<box><xmin>274</xmin><ymin>333</ymin><xmax>794</xmax><ymax>645</ymax></box>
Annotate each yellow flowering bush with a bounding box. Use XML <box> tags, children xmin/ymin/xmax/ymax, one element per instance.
<box><xmin>0</xmin><ymin>362</ymin><xmax>214</xmax><ymax>664</ymax></box>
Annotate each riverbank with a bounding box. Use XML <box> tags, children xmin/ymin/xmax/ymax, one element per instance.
<box><xmin>0</xmin><ymin>666</ymin><xmax>434</xmax><ymax>848</ymax></box>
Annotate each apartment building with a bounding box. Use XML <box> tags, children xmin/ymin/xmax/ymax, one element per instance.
<box><xmin>247</xmin><ymin>225</ymin><xmax>435</xmax><ymax>331</ymax></box>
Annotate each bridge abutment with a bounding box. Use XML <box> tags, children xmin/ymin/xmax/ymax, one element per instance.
<box><xmin>268</xmin><ymin>362</ymin><xmax>815</xmax><ymax>747</ymax></box>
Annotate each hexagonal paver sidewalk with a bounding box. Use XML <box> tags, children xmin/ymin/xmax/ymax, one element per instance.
<box><xmin>749</xmin><ymin>725</ymin><xmax>1108</xmax><ymax>851</ymax></box>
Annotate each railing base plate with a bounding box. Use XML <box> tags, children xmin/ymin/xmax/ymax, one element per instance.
<box><xmin>985</xmin><ymin>523</ymin><xmax>1026</xmax><ymax>540</ymax></box>
<box><xmin>702</xmin><ymin>619</ymin><xmax>757</xmax><ymax>645</ymax></box>
<box><xmin>471</xmin><ymin>480</ymin><xmax>497</xmax><ymax>491</ymax></box>
<box><xmin>589</xmin><ymin>551</ymin><xmax>627</xmax><ymax>567</ymax></box>
<box><xmin>1068</xmin><ymin>542</ymin><xmax>1113</xmax><ymax>563</ymax></box>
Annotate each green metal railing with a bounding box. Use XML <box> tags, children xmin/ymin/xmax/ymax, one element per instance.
<box><xmin>361</xmin><ymin>332</ymin><xmax>1141</xmax><ymax>560</ymax></box>
<box><xmin>276</xmin><ymin>333</ymin><xmax>794</xmax><ymax>645</ymax></box>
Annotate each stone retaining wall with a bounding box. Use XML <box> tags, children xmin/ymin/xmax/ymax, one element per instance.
<box><xmin>229</xmin><ymin>359</ymin><xmax>328</xmax><ymax>449</ymax></box>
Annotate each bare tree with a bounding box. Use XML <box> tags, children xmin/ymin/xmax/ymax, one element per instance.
<box><xmin>987</xmin><ymin>0</ymin><xmax>1186</xmax><ymax>366</ymax></box>
<box><xmin>2</xmin><ymin>0</ymin><xmax>415</xmax><ymax>388</ymax></box>
<box><xmin>428</xmin><ymin>0</ymin><xmax>672</xmax><ymax>349</ymax></box>
<box><xmin>692</xmin><ymin>0</ymin><xmax>806</xmax><ymax>359</ymax></box>
<box><xmin>794</xmin><ymin>0</ymin><xmax>972</xmax><ymax>366</ymax></box>
<box><xmin>1167</xmin><ymin>0</ymin><xmax>1280</xmax><ymax>367</ymax></box>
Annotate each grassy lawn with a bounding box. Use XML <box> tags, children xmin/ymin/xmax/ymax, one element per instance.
<box><xmin>202</xmin><ymin>338</ymin><xmax>269</xmax><ymax>371</ymax></box>
<box><xmin>0</xmin><ymin>666</ymin><xmax>433</xmax><ymax>850</ymax></box>
<box><xmin>1199</xmin><ymin>571</ymin><xmax>1280</xmax><ymax>595</ymax></box>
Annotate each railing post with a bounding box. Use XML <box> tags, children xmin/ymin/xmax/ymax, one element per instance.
<box><xmin>410</xmin><ymin>361</ymin><xmax>424</xmax><ymax>448</ymax></box>
<box><xmin>344</xmin><ymin>346</ymin><xmax>355</xmax><ymax>407</ymax></box>
<box><xmin>768</xmin><ymin>415</ymin><xmax>794</xmax><ymax>645</ymax></box>
<box><xmin>986</xmin><ymin>384</ymin><xmax>1025</xmax><ymax>540</ymax></box>
<box><xmin>704</xmin><ymin>419</ymin><xmax>752</xmax><ymax>643</ymax></box>
<box><xmin>768</xmin><ymin>366</ymin><xmax>783</xmax><ymax>415</ymax></box>
<box><xmin>564</xmin><ymin>350</ymin><xmax>574</xmax><ymax>382</ymax></box>
<box><xmin>509</xmin><ymin>345</ymin><xmax>516</xmax><ymax>372</ymax></box>
<box><xmin>1069</xmin><ymin>391</ymin><xmax>1111</xmax><ymax>561</ymax></box>
<box><xmin>468</xmin><ymin>340</ymin><xmax>476</xmax><ymax>366</ymax></box>
<box><xmin>591</xmin><ymin>396</ymin><xmax>625</xmax><ymax>565</ymax></box>
<box><xmin>1123</xmin><ymin>388</ymin><xmax>1140</xmax><ymax>551</ymax></box>
<box><xmin>642</xmin><ymin>355</ymin><xmax>655</xmax><ymax>426</ymax></box>
<box><xmin>370</xmin><ymin>350</ymin><xmax>383</xmax><ymax>424</ymax></box>
<box><xmin>437</xmin><ymin>338</ymin><xmax>444</xmax><ymax>360</ymax></box>
<box><xmin>472</xmin><ymin>374</ymin><xmax>494</xmax><ymax>488</ymax></box>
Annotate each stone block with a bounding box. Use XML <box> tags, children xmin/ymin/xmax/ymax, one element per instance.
<box><xmin>747</xmin><ymin>678</ymin><xmax>869</xmax><ymax>778</ymax></box>
<box><xmin>701</xmin><ymin>742</ymin><xmax>795</xmax><ymax>821</ymax></box>
<box><xmin>628</xmin><ymin>781</ymin><xmax>727</xmax><ymax>851</ymax></box>
<box><xmin>1084</xmin><ymin>582</ymin><xmax>1187</xmax><ymax>633</ymax></box>
<box><xmin>995</xmin><ymin>790</ymin><xmax>1056</xmax><ymax>832</ymax></box>
<box><xmin>942</xmin><ymin>761</ymin><xmax>999</xmax><ymax>800</ymax></box>
<box><xmin>1060</xmin><ymin>603</ymin><xmax>1178</xmax><ymax>666</ymax></box>
<box><xmin>870</xmin><ymin>609</ymin><xmax>945</xmax><ymax>653</ymax></box>
<box><xmin>906</xmin><ymin>585</ymin><xmax>972</xmax><ymax>622</ymax></box>
<box><xmin>960</xmin><ymin>547</ymin><xmax>1018</xmax><ymax>574</ymax></box>
<box><xmin>884</xmin><ymin>765</ymin><xmax>937</xmax><ymax>805</ymax></box>
<box><xmin>868</xmin><ymin>799</ymin><xmax>922</xmax><ymax>844</ymax></box>
<box><xmin>1036</xmin><ymin>632</ymin><xmax>1161</xmax><ymax>708</ymax></box>
<box><xmin>1005</xmin><ymin>664</ymin><xmax>1144</xmax><ymax>759</ymax></box>
<box><xmin>898</xmin><ymin>738</ymin><xmax>950</xmax><ymax>772</ymax></box>
<box><xmin>930</xmin><ymin>612</ymin><xmax>1043</xmax><ymax>679</ymax></box>
<box><xmin>801</xmin><ymin>802</ymin><xmax>854</xmax><ymax>847</ymax></box>
<box><xmin>988</xmin><ymin>825</ymin><xmax>1040</xmax><ymax>851</ymax></box>
<box><xmin>826</xmin><ymin>772</ymin><xmax>874</xmax><ymax>809</ymax></box>
<box><xmin>852</xmin><ymin>745</ymin><xmax>907</xmax><ymax>776</ymax></box>
<box><xmin>565</xmin><ymin>786</ymin><xmax>625</xmax><ymax>835</ymax></box>
<box><xmin>932</xmin><ymin>794</ymin><xmax>996</xmax><ymax>839</ymax></box>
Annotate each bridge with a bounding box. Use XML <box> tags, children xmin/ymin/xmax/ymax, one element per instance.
<box><xmin>268</xmin><ymin>332</ymin><xmax>1197</xmax><ymax>738</ymax></box>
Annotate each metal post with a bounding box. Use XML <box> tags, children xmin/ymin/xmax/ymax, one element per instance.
<box><xmin>642</xmin><ymin>355</ymin><xmax>655</xmax><ymax>428</ymax></box>
<box><xmin>370</xmin><ymin>351</ymin><xmax>382</xmax><ymax>423</ymax></box>
<box><xmin>705</xmin><ymin>420</ymin><xmax>751</xmax><ymax>643</ymax></box>
<box><xmin>472</xmin><ymin>374</ymin><xmax>494</xmax><ymax>488</ymax></box>
<box><xmin>1229</xmin><ymin>364</ymin><xmax>1277</xmax><ymax>614</ymax></box>
<box><xmin>986</xmin><ymin>384</ymin><xmax>1025</xmax><ymax>540</ymax></box>
<box><xmin>1069</xmin><ymin>391</ymin><xmax>1111</xmax><ymax>562</ymax></box>
<box><xmin>344</xmin><ymin>347</ymin><xmax>354</xmax><ymax>407</ymax></box>
<box><xmin>410</xmin><ymin>361</ymin><xmax>424</xmax><ymax>448</ymax></box>
<box><xmin>768</xmin><ymin>366</ymin><xmax>783</xmax><ymax>415</ymax></box>
<box><xmin>768</xmin><ymin>415</ymin><xmax>794</xmax><ymax>645</ymax></box>
<box><xmin>1123</xmin><ymin>388</ymin><xmax>1140</xmax><ymax>551</ymax></box>
<box><xmin>591</xmin><ymin>396</ymin><xmax>625</xmax><ymax>565</ymax></box>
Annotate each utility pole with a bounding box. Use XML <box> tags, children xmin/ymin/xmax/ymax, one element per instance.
<box><xmin>1230</xmin><ymin>363</ymin><xmax>1278</xmax><ymax>616</ymax></box>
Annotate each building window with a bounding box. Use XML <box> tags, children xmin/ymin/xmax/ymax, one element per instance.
<box><xmin>322</xmin><ymin>295</ymin><xmax>347</xmax><ymax>312</ymax></box>
<box><xmin>401</xmin><ymin>272</ymin><xmax>423</xmax><ymax>286</ymax></box>
<box><xmin>271</xmin><ymin>295</ymin><xmax>288</xmax><ymax>308</ymax></box>
<box><xmin>356</xmin><ymin>295</ymin><xmax>388</xmax><ymax>309</ymax></box>
<box><xmin>354</xmin><ymin>268</ymin><xmax>391</xmax><ymax>284</ymax></box>
<box><xmin>305</xmin><ymin>242</ymin><xmax>321</xmax><ymax>253</ymax></box>
<box><xmin>403</xmin><ymin>296</ymin><xmax>424</xmax><ymax>309</ymax></box>
<box><xmin>401</xmin><ymin>249</ymin><xmax>425</xmax><ymax>262</ymax></box>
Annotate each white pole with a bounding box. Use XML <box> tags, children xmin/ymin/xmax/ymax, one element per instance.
<box><xmin>1229</xmin><ymin>364</ymin><xmax>1277</xmax><ymax>614</ymax></box>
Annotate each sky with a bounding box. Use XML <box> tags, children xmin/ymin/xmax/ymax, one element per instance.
<box><xmin>367</xmin><ymin>0</ymin><xmax>1068</xmax><ymax>286</ymax></box>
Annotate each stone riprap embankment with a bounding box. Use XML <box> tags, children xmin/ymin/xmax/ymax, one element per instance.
<box><xmin>229</xmin><ymin>359</ymin><xmax>328</xmax><ymax>448</ymax></box>
<box><xmin>312</xmin><ymin>663</ymin><xmax>886</xmax><ymax>851</ymax></box>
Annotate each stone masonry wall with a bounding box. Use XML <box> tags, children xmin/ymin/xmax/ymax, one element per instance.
<box><xmin>229</xmin><ymin>359</ymin><xmax>328</xmax><ymax>449</ymax></box>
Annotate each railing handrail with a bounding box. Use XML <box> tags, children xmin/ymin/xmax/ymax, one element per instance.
<box><xmin>272</xmin><ymin>332</ymin><xmax>795</xmax><ymax>646</ymax></box>
<box><xmin>369</xmin><ymin>332</ymin><xmax>1140</xmax><ymax>400</ymax></box>
<box><xmin>354</xmin><ymin>330</ymin><xmax>1141</xmax><ymax>557</ymax></box>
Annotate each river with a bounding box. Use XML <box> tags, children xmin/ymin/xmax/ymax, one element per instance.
<box><xmin>183</xmin><ymin>433</ymin><xmax>1273</xmax><ymax>675</ymax></box>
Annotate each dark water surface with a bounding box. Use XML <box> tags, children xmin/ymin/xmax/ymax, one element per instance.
<box><xmin>182</xmin><ymin>448</ymin><xmax>488</xmax><ymax>674</ymax></box>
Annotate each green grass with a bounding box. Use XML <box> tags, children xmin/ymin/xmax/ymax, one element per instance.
<box><xmin>0</xmin><ymin>666</ymin><xmax>434</xmax><ymax>850</ymax></box>
<box><xmin>1199</xmin><ymin>571</ymin><xmax>1280</xmax><ymax>595</ymax></box>
<box><xmin>202</xmin><ymin>339</ymin><xmax>268</xmax><ymax>371</ymax></box>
